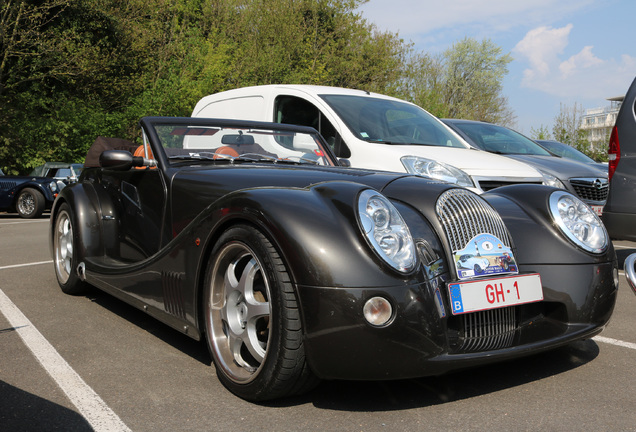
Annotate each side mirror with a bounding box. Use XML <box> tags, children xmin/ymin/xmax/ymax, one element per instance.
<box><xmin>99</xmin><ymin>150</ymin><xmax>145</xmax><ymax>171</ymax></box>
<box><xmin>338</xmin><ymin>158</ymin><xmax>351</xmax><ymax>167</ymax></box>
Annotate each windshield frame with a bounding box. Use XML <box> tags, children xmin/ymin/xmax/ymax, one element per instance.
<box><xmin>140</xmin><ymin>117</ymin><xmax>338</xmax><ymax>169</ymax></box>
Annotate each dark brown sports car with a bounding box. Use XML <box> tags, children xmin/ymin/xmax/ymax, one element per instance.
<box><xmin>50</xmin><ymin>117</ymin><xmax>617</xmax><ymax>401</ymax></box>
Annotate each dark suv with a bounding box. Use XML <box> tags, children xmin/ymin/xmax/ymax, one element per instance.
<box><xmin>603</xmin><ymin>77</ymin><xmax>636</xmax><ymax>240</ymax></box>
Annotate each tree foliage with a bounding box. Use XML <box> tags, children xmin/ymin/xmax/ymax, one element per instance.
<box><xmin>395</xmin><ymin>37</ymin><xmax>515</xmax><ymax>126</ymax></box>
<box><xmin>1</xmin><ymin>1</ymin><xmax>516</xmax><ymax>174</ymax></box>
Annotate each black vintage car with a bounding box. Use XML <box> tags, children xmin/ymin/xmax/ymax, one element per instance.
<box><xmin>50</xmin><ymin>117</ymin><xmax>617</xmax><ymax>401</ymax></box>
<box><xmin>0</xmin><ymin>168</ymin><xmax>60</xmax><ymax>218</ymax></box>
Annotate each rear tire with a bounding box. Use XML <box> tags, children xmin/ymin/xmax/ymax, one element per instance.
<box><xmin>203</xmin><ymin>225</ymin><xmax>317</xmax><ymax>401</ymax></box>
<box><xmin>52</xmin><ymin>204</ymin><xmax>87</xmax><ymax>295</ymax></box>
<box><xmin>16</xmin><ymin>188</ymin><xmax>45</xmax><ymax>218</ymax></box>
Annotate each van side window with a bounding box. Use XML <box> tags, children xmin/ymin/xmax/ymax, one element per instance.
<box><xmin>274</xmin><ymin>95</ymin><xmax>350</xmax><ymax>158</ymax></box>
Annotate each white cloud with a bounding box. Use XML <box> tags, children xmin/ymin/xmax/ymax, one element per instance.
<box><xmin>514</xmin><ymin>24</ymin><xmax>635</xmax><ymax>100</ymax></box>
<box><xmin>559</xmin><ymin>46</ymin><xmax>603</xmax><ymax>77</ymax></box>
<box><xmin>513</xmin><ymin>24</ymin><xmax>572</xmax><ymax>79</ymax></box>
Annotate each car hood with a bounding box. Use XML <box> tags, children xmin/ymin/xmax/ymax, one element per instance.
<box><xmin>0</xmin><ymin>175</ymin><xmax>51</xmax><ymax>186</ymax></box>
<box><xmin>169</xmin><ymin>163</ymin><xmax>453</xmax><ymax>224</ymax></box>
<box><xmin>354</xmin><ymin>145</ymin><xmax>542</xmax><ymax>180</ymax></box>
<box><xmin>506</xmin><ymin>155</ymin><xmax>608</xmax><ymax>179</ymax></box>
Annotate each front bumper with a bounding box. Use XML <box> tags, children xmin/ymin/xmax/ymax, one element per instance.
<box><xmin>297</xmin><ymin>261</ymin><xmax>617</xmax><ymax>380</ymax></box>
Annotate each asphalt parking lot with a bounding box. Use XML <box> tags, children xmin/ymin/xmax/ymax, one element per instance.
<box><xmin>1</xmin><ymin>213</ymin><xmax>635</xmax><ymax>432</ymax></box>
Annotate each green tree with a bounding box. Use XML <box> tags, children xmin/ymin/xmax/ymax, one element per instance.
<box><xmin>0</xmin><ymin>0</ymin><xmax>414</xmax><ymax>173</ymax></box>
<box><xmin>552</xmin><ymin>102</ymin><xmax>589</xmax><ymax>154</ymax></box>
<box><xmin>396</xmin><ymin>37</ymin><xmax>515</xmax><ymax>125</ymax></box>
<box><xmin>529</xmin><ymin>125</ymin><xmax>552</xmax><ymax>140</ymax></box>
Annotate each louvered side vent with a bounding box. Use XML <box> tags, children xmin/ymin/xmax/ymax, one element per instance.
<box><xmin>435</xmin><ymin>188</ymin><xmax>512</xmax><ymax>252</ymax></box>
<box><xmin>436</xmin><ymin>189</ymin><xmax>517</xmax><ymax>352</ymax></box>
<box><xmin>461</xmin><ymin>307</ymin><xmax>516</xmax><ymax>352</ymax></box>
<box><xmin>162</xmin><ymin>271</ymin><xmax>186</xmax><ymax>319</ymax></box>
<box><xmin>0</xmin><ymin>181</ymin><xmax>18</xmax><ymax>191</ymax></box>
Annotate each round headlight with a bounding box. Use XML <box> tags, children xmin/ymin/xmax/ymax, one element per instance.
<box><xmin>549</xmin><ymin>190</ymin><xmax>608</xmax><ymax>253</ymax></box>
<box><xmin>48</xmin><ymin>181</ymin><xmax>58</xmax><ymax>192</ymax></box>
<box><xmin>358</xmin><ymin>189</ymin><xmax>417</xmax><ymax>273</ymax></box>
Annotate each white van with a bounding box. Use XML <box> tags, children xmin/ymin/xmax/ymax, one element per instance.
<box><xmin>192</xmin><ymin>85</ymin><xmax>544</xmax><ymax>193</ymax></box>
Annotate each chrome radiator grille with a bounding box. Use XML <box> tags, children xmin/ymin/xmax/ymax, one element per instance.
<box><xmin>461</xmin><ymin>307</ymin><xmax>516</xmax><ymax>352</ymax></box>
<box><xmin>437</xmin><ymin>189</ymin><xmax>518</xmax><ymax>352</ymax></box>
<box><xmin>435</xmin><ymin>188</ymin><xmax>512</xmax><ymax>252</ymax></box>
<box><xmin>569</xmin><ymin>178</ymin><xmax>609</xmax><ymax>202</ymax></box>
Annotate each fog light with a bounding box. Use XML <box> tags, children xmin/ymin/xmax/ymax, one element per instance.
<box><xmin>363</xmin><ymin>297</ymin><xmax>393</xmax><ymax>326</ymax></box>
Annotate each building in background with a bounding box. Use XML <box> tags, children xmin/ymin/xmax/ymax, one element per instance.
<box><xmin>581</xmin><ymin>96</ymin><xmax>624</xmax><ymax>148</ymax></box>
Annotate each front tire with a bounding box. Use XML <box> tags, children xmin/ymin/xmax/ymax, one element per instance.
<box><xmin>203</xmin><ymin>225</ymin><xmax>317</xmax><ymax>401</ymax></box>
<box><xmin>16</xmin><ymin>188</ymin><xmax>45</xmax><ymax>218</ymax></box>
<box><xmin>53</xmin><ymin>204</ymin><xmax>86</xmax><ymax>295</ymax></box>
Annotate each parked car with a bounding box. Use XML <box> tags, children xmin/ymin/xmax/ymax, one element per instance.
<box><xmin>603</xmin><ymin>77</ymin><xmax>636</xmax><ymax>241</ymax></box>
<box><xmin>29</xmin><ymin>162</ymin><xmax>83</xmax><ymax>189</ymax></box>
<box><xmin>192</xmin><ymin>85</ymin><xmax>544</xmax><ymax>194</ymax></box>
<box><xmin>443</xmin><ymin>119</ymin><xmax>609</xmax><ymax>216</ymax></box>
<box><xmin>50</xmin><ymin>117</ymin><xmax>617</xmax><ymax>401</ymax></box>
<box><xmin>0</xmin><ymin>169</ymin><xmax>60</xmax><ymax>218</ymax></box>
<box><xmin>535</xmin><ymin>139</ymin><xmax>607</xmax><ymax>171</ymax></box>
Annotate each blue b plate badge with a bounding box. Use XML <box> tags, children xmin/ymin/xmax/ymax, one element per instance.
<box><xmin>453</xmin><ymin>233</ymin><xmax>518</xmax><ymax>280</ymax></box>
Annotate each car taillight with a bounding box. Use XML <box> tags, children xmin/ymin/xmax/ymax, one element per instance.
<box><xmin>608</xmin><ymin>126</ymin><xmax>620</xmax><ymax>181</ymax></box>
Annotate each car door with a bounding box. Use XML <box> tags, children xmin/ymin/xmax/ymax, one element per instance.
<box><xmin>100</xmin><ymin>146</ymin><xmax>168</xmax><ymax>263</ymax></box>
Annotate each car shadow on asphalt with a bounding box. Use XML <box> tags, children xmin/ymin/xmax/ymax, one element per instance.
<box><xmin>286</xmin><ymin>339</ymin><xmax>600</xmax><ymax>411</ymax></box>
<box><xmin>81</xmin><ymin>279</ymin><xmax>602</xmax><ymax>411</ymax></box>
<box><xmin>0</xmin><ymin>380</ymin><xmax>93</xmax><ymax>431</ymax></box>
<box><xmin>83</xmin><ymin>285</ymin><xmax>212</xmax><ymax>366</ymax></box>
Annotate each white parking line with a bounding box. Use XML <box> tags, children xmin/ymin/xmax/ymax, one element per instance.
<box><xmin>0</xmin><ymin>289</ymin><xmax>131</xmax><ymax>432</ymax></box>
<box><xmin>0</xmin><ymin>260</ymin><xmax>53</xmax><ymax>271</ymax></box>
<box><xmin>0</xmin><ymin>219</ymin><xmax>50</xmax><ymax>225</ymax></box>
<box><xmin>594</xmin><ymin>336</ymin><xmax>636</xmax><ymax>351</ymax></box>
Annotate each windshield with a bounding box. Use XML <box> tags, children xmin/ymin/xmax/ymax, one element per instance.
<box><xmin>537</xmin><ymin>140</ymin><xmax>596</xmax><ymax>163</ymax></box>
<box><xmin>320</xmin><ymin>95</ymin><xmax>467</xmax><ymax>148</ymax></box>
<box><xmin>152</xmin><ymin>122</ymin><xmax>332</xmax><ymax>166</ymax></box>
<box><xmin>451</xmin><ymin>122</ymin><xmax>552</xmax><ymax>156</ymax></box>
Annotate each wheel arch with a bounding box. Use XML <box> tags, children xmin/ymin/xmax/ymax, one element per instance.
<box><xmin>191</xmin><ymin>182</ymin><xmax>414</xmax><ymax>337</ymax></box>
<box><xmin>49</xmin><ymin>183</ymin><xmax>117</xmax><ymax>262</ymax></box>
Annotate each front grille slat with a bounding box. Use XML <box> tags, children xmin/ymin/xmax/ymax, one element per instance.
<box><xmin>460</xmin><ymin>307</ymin><xmax>517</xmax><ymax>352</ymax></box>
<box><xmin>436</xmin><ymin>188</ymin><xmax>519</xmax><ymax>352</ymax></box>
<box><xmin>478</xmin><ymin>180</ymin><xmax>543</xmax><ymax>191</ymax></box>
<box><xmin>436</xmin><ymin>189</ymin><xmax>512</xmax><ymax>252</ymax></box>
<box><xmin>569</xmin><ymin>178</ymin><xmax>609</xmax><ymax>202</ymax></box>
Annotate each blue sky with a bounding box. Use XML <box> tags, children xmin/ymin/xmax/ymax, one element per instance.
<box><xmin>356</xmin><ymin>0</ymin><xmax>636</xmax><ymax>135</ymax></box>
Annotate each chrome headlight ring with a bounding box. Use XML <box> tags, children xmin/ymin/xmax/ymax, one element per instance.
<box><xmin>357</xmin><ymin>189</ymin><xmax>417</xmax><ymax>273</ymax></box>
<box><xmin>549</xmin><ymin>190</ymin><xmax>608</xmax><ymax>253</ymax></box>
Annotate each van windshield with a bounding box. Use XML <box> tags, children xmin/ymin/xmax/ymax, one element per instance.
<box><xmin>320</xmin><ymin>95</ymin><xmax>467</xmax><ymax>148</ymax></box>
